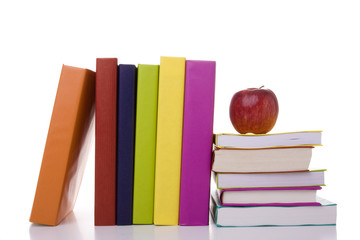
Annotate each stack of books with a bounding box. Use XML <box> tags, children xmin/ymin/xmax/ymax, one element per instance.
<box><xmin>30</xmin><ymin>57</ymin><xmax>217</xmax><ymax>227</ymax></box>
<box><xmin>210</xmin><ymin>131</ymin><xmax>337</xmax><ymax>227</ymax></box>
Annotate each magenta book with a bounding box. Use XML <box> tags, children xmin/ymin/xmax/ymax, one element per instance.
<box><xmin>179</xmin><ymin>60</ymin><xmax>216</xmax><ymax>226</ymax></box>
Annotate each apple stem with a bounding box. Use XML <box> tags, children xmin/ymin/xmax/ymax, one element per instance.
<box><xmin>260</xmin><ymin>85</ymin><xmax>264</xmax><ymax>89</ymax></box>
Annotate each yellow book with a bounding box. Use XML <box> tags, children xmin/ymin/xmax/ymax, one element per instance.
<box><xmin>153</xmin><ymin>56</ymin><xmax>186</xmax><ymax>225</ymax></box>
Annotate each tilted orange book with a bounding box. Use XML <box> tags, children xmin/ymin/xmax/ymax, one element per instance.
<box><xmin>30</xmin><ymin>65</ymin><xmax>95</xmax><ymax>226</ymax></box>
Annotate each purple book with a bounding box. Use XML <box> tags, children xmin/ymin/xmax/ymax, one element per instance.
<box><xmin>179</xmin><ymin>60</ymin><xmax>216</xmax><ymax>226</ymax></box>
<box><xmin>219</xmin><ymin>187</ymin><xmax>322</xmax><ymax>207</ymax></box>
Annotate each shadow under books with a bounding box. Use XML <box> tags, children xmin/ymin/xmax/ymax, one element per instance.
<box><xmin>29</xmin><ymin>211</ymin><xmax>337</xmax><ymax>240</ymax></box>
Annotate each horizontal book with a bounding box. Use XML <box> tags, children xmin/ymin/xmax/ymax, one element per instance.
<box><xmin>218</xmin><ymin>187</ymin><xmax>322</xmax><ymax>207</ymax></box>
<box><xmin>215</xmin><ymin>170</ymin><xmax>325</xmax><ymax>189</ymax></box>
<box><xmin>214</xmin><ymin>131</ymin><xmax>322</xmax><ymax>149</ymax></box>
<box><xmin>210</xmin><ymin>194</ymin><xmax>337</xmax><ymax>227</ymax></box>
<box><xmin>212</xmin><ymin>147</ymin><xmax>312</xmax><ymax>173</ymax></box>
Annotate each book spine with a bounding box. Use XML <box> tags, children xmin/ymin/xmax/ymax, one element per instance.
<box><xmin>179</xmin><ymin>60</ymin><xmax>216</xmax><ymax>226</ymax></box>
<box><xmin>132</xmin><ymin>64</ymin><xmax>159</xmax><ymax>224</ymax></box>
<box><xmin>116</xmin><ymin>64</ymin><xmax>137</xmax><ymax>225</ymax></box>
<box><xmin>153</xmin><ymin>56</ymin><xmax>186</xmax><ymax>225</ymax></box>
<box><xmin>95</xmin><ymin>58</ymin><xmax>118</xmax><ymax>226</ymax></box>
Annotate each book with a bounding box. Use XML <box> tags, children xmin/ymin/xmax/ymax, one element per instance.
<box><xmin>212</xmin><ymin>147</ymin><xmax>313</xmax><ymax>173</ymax></box>
<box><xmin>210</xmin><ymin>194</ymin><xmax>337</xmax><ymax>227</ymax></box>
<box><xmin>95</xmin><ymin>58</ymin><xmax>118</xmax><ymax>226</ymax></box>
<box><xmin>116</xmin><ymin>64</ymin><xmax>137</xmax><ymax>225</ymax></box>
<box><xmin>214</xmin><ymin>131</ymin><xmax>322</xmax><ymax>149</ymax></box>
<box><xmin>153</xmin><ymin>56</ymin><xmax>186</xmax><ymax>225</ymax></box>
<box><xmin>179</xmin><ymin>60</ymin><xmax>216</xmax><ymax>226</ymax></box>
<box><xmin>218</xmin><ymin>187</ymin><xmax>321</xmax><ymax>206</ymax></box>
<box><xmin>132</xmin><ymin>64</ymin><xmax>159</xmax><ymax>224</ymax></box>
<box><xmin>30</xmin><ymin>65</ymin><xmax>95</xmax><ymax>226</ymax></box>
<box><xmin>215</xmin><ymin>170</ymin><xmax>325</xmax><ymax>189</ymax></box>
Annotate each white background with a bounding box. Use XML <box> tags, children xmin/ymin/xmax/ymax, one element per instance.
<box><xmin>0</xmin><ymin>0</ymin><xmax>359</xmax><ymax>239</ymax></box>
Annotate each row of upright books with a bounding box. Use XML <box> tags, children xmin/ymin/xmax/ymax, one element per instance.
<box><xmin>210</xmin><ymin>131</ymin><xmax>337</xmax><ymax>227</ymax></box>
<box><xmin>30</xmin><ymin>56</ymin><xmax>217</xmax><ymax>226</ymax></box>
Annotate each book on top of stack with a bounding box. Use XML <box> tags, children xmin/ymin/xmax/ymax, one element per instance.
<box><xmin>210</xmin><ymin>131</ymin><xmax>337</xmax><ymax>227</ymax></box>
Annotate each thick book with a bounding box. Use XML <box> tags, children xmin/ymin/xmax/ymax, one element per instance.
<box><xmin>215</xmin><ymin>170</ymin><xmax>325</xmax><ymax>189</ymax></box>
<box><xmin>116</xmin><ymin>64</ymin><xmax>137</xmax><ymax>225</ymax></box>
<box><xmin>210</xmin><ymin>194</ymin><xmax>337</xmax><ymax>227</ymax></box>
<box><xmin>218</xmin><ymin>187</ymin><xmax>321</xmax><ymax>206</ymax></box>
<box><xmin>132</xmin><ymin>64</ymin><xmax>159</xmax><ymax>224</ymax></box>
<box><xmin>179</xmin><ymin>60</ymin><xmax>216</xmax><ymax>226</ymax></box>
<box><xmin>95</xmin><ymin>58</ymin><xmax>118</xmax><ymax>226</ymax></box>
<box><xmin>154</xmin><ymin>56</ymin><xmax>186</xmax><ymax>225</ymax></box>
<box><xmin>212</xmin><ymin>147</ymin><xmax>313</xmax><ymax>173</ymax></box>
<box><xmin>30</xmin><ymin>65</ymin><xmax>95</xmax><ymax>226</ymax></box>
<box><xmin>214</xmin><ymin>131</ymin><xmax>322</xmax><ymax>149</ymax></box>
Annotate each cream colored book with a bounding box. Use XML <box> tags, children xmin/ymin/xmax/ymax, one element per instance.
<box><xmin>212</xmin><ymin>147</ymin><xmax>313</xmax><ymax>173</ymax></box>
<box><xmin>214</xmin><ymin>170</ymin><xmax>326</xmax><ymax>189</ymax></box>
<box><xmin>211</xmin><ymin>194</ymin><xmax>337</xmax><ymax>227</ymax></box>
<box><xmin>214</xmin><ymin>131</ymin><xmax>322</xmax><ymax>149</ymax></box>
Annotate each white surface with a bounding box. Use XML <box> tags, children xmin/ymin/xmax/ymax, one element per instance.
<box><xmin>28</xmin><ymin>209</ymin><xmax>337</xmax><ymax>240</ymax></box>
<box><xmin>1</xmin><ymin>0</ymin><xmax>360</xmax><ymax>239</ymax></box>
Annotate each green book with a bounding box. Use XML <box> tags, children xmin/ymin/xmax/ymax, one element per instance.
<box><xmin>132</xmin><ymin>64</ymin><xmax>159</xmax><ymax>224</ymax></box>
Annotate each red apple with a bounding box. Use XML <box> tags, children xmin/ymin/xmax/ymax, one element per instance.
<box><xmin>229</xmin><ymin>86</ymin><xmax>279</xmax><ymax>134</ymax></box>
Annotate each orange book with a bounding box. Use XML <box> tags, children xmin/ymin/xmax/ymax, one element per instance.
<box><xmin>30</xmin><ymin>65</ymin><xmax>95</xmax><ymax>226</ymax></box>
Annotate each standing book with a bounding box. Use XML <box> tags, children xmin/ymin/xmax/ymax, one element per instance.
<box><xmin>153</xmin><ymin>56</ymin><xmax>186</xmax><ymax>225</ymax></box>
<box><xmin>95</xmin><ymin>58</ymin><xmax>118</xmax><ymax>226</ymax></box>
<box><xmin>179</xmin><ymin>60</ymin><xmax>216</xmax><ymax>226</ymax></box>
<box><xmin>116</xmin><ymin>64</ymin><xmax>137</xmax><ymax>225</ymax></box>
<box><xmin>132</xmin><ymin>64</ymin><xmax>159</xmax><ymax>224</ymax></box>
<box><xmin>30</xmin><ymin>65</ymin><xmax>95</xmax><ymax>226</ymax></box>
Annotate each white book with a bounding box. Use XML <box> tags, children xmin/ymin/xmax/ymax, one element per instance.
<box><xmin>210</xmin><ymin>193</ymin><xmax>337</xmax><ymax>227</ymax></box>
<box><xmin>212</xmin><ymin>147</ymin><xmax>312</xmax><ymax>173</ymax></box>
<box><xmin>215</xmin><ymin>170</ymin><xmax>325</xmax><ymax>189</ymax></box>
<box><xmin>214</xmin><ymin>131</ymin><xmax>322</xmax><ymax>149</ymax></box>
<box><xmin>218</xmin><ymin>187</ymin><xmax>319</xmax><ymax>205</ymax></box>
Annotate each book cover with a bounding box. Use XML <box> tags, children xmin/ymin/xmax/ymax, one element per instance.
<box><xmin>30</xmin><ymin>65</ymin><xmax>95</xmax><ymax>226</ymax></box>
<box><xmin>116</xmin><ymin>64</ymin><xmax>137</xmax><ymax>225</ymax></box>
<box><xmin>179</xmin><ymin>60</ymin><xmax>216</xmax><ymax>226</ymax></box>
<box><xmin>210</xmin><ymin>194</ymin><xmax>337</xmax><ymax>227</ymax></box>
<box><xmin>132</xmin><ymin>64</ymin><xmax>159</xmax><ymax>224</ymax></box>
<box><xmin>95</xmin><ymin>58</ymin><xmax>118</xmax><ymax>226</ymax></box>
<box><xmin>153</xmin><ymin>56</ymin><xmax>186</xmax><ymax>225</ymax></box>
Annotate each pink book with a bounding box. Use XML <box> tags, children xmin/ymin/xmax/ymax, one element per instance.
<box><xmin>179</xmin><ymin>60</ymin><xmax>216</xmax><ymax>226</ymax></box>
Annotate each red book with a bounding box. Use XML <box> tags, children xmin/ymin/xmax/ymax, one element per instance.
<box><xmin>95</xmin><ymin>58</ymin><xmax>118</xmax><ymax>226</ymax></box>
